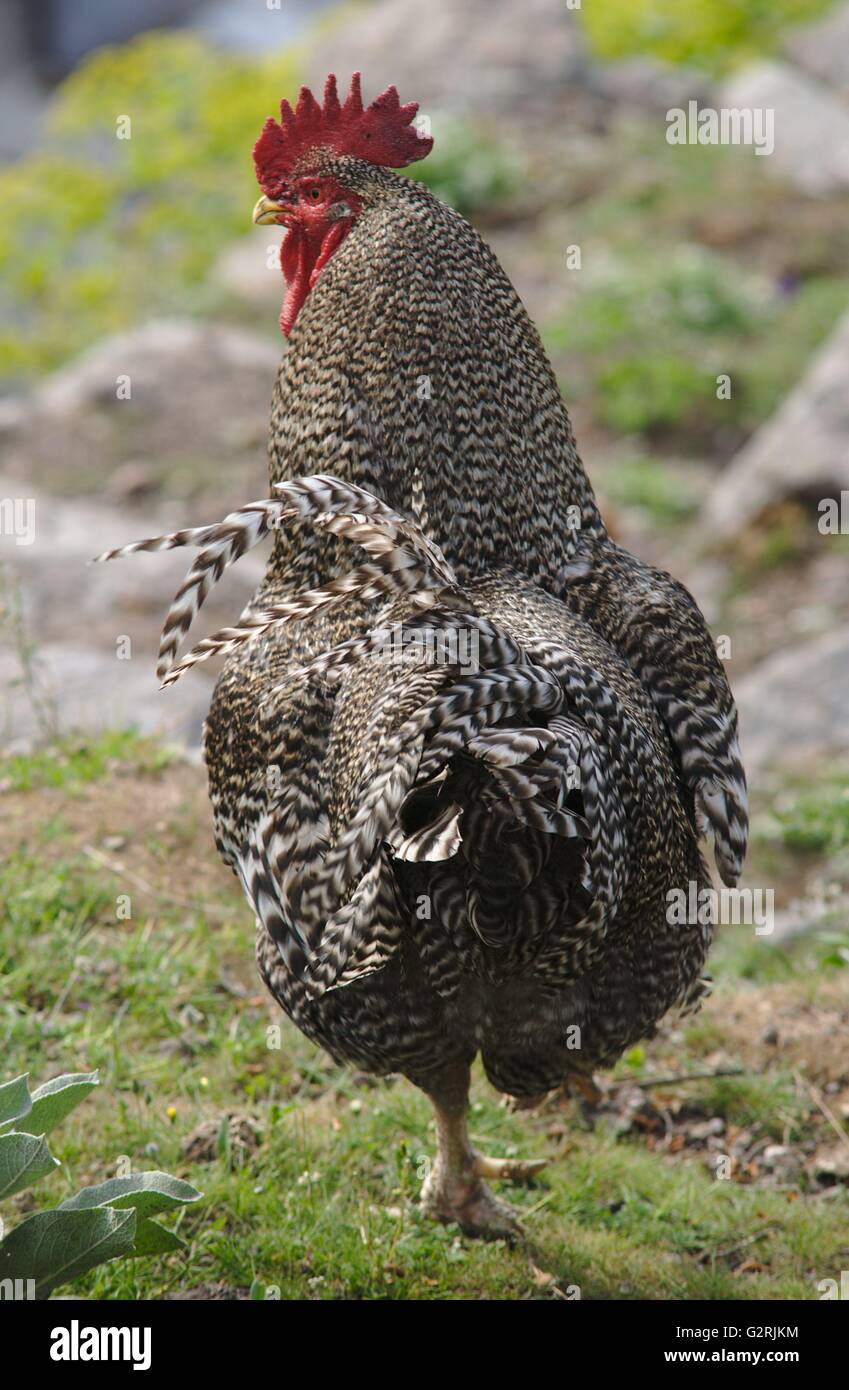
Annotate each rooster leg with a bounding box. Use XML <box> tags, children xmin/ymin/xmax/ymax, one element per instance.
<box><xmin>418</xmin><ymin>1064</ymin><xmax>545</xmax><ymax>1241</ymax></box>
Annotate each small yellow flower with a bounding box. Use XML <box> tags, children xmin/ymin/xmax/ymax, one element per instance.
<box><xmin>166</xmin><ymin>1105</ymin><xmax>177</xmax><ymax>1121</ymax></box>
<box><xmin>199</xmin><ymin>1076</ymin><xmax>209</xmax><ymax>1089</ymax></box>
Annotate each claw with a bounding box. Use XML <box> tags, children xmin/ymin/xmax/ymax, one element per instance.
<box><xmin>473</xmin><ymin>1153</ymin><xmax>547</xmax><ymax>1182</ymax></box>
<box><xmin>421</xmin><ymin>1165</ymin><xmax>526</xmax><ymax>1242</ymax></box>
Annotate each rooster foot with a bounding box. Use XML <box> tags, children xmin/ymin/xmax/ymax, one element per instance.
<box><xmin>420</xmin><ymin>1064</ymin><xmax>547</xmax><ymax>1241</ymax></box>
<box><xmin>421</xmin><ymin>1151</ymin><xmax>546</xmax><ymax>1242</ymax></box>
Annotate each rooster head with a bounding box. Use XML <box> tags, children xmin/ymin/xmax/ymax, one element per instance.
<box><xmin>252</xmin><ymin>73</ymin><xmax>433</xmax><ymax>335</ymax></box>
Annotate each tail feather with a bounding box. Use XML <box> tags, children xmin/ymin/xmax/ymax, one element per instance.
<box><xmin>98</xmin><ymin>474</ymin><xmax>658</xmax><ymax>998</ymax></box>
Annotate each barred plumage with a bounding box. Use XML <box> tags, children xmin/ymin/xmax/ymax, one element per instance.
<box><xmin>99</xmin><ymin>86</ymin><xmax>747</xmax><ymax>1236</ymax></box>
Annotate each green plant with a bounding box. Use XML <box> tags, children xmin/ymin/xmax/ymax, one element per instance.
<box><xmin>0</xmin><ymin>727</ymin><xmax>176</xmax><ymax>793</ymax></box>
<box><xmin>0</xmin><ymin>32</ymin><xmax>523</xmax><ymax>380</ymax></box>
<box><xmin>601</xmin><ymin>455</ymin><xmax>700</xmax><ymax>523</ymax></box>
<box><xmin>546</xmin><ymin>247</ymin><xmax>768</xmax><ymax>436</ymax></box>
<box><xmin>0</xmin><ymin>1071</ymin><xmax>200</xmax><ymax>1298</ymax></box>
<box><xmin>771</xmin><ymin>781</ymin><xmax>849</xmax><ymax>855</ymax></box>
<box><xmin>0</xmin><ymin>32</ymin><xmax>300</xmax><ymax>378</ymax></box>
<box><xmin>578</xmin><ymin>0</ymin><xmax>833</xmax><ymax>76</ymax></box>
<box><xmin>409</xmin><ymin>119</ymin><xmax>523</xmax><ymax>218</ymax></box>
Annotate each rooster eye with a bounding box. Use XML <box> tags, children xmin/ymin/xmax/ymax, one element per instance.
<box><xmin>307</xmin><ymin>186</ymin><xmax>321</xmax><ymax>201</ymax></box>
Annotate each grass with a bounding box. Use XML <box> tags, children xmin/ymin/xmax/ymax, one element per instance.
<box><xmin>0</xmin><ymin>728</ymin><xmax>177</xmax><ymax>793</ymax></box>
<box><xmin>762</xmin><ymin>770</ymin><xmax>849</xmax><ymax>856</ymax></box>
<box><xmin>1</xmin><ymin>737</ymin><xmax>848</xmax><ymax>1299</ymax></box>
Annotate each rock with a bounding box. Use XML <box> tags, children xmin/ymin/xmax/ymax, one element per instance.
<box><xmin>706</xmin><ymin>309</ymin><xmax>849</xmax><ymax>536</ymax></box>
<box><xmin>591</xmin><ymin>57</ymin><xmax>715</xmax><ymax>115</ymax></box>
<box><xmin>0</xmin><ymin>640</ymin><xmax>211</xmax><ymax>749</ymax></box>
<box><xmin>783</xmin><ymin>3</ymin><xmax>849</xmax><ymax>102</ymax></box>
<box><xmin>0</xmin><ymin>475</ymin><xmax>263</xmax><ymax>749</ymax></box>
<box><xmin>182</xmin><ymin>1114</ymin><xmax>263</xmax><ymax>1164</ymax></box>
<box><xmin>808</xmin><ymin>1143</ymin><xmax>849</xmax><ymax>1183</ymax></box>
<box><xmin>0</xmin><ymin>319</ymin><xmax>278</xmax><ymax>514</ymax></box>
<box><xmin>304</xmin><ymin>0</ymin><xmax>587</xmax><ymax>116</ymax></box>
<box><xmin>33</xmin><ymin>319</ymin><xmax>277</xmax><ymax>418</ymax></box>
<box><xmin>687</xmin><ymin>1117</ymin><xmax>726</xmax><ymax>1142</ymax></box>
<box><xmin>213</xmin><ymin>228</ymin><xmax>285</xmax><ymax>311</ymax></box>
<box><xmin>719</xmin><ymin>61</ymin><xmax>849</xmax><ymax>196</ymax></box>
<box><xmin>734</xmin><ymin>626</ymin><xmax>849</xmax><ymax>773</ymax></box>
<box><xmin>761</xmin><ymin>1143</ymin><xmax>803</xmax><ymax>1179</ymax></box>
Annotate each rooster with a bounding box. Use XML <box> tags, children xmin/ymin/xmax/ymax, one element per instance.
<box><xmin>96</xmin><ymin>75</ymin><xmax>747</xmax><ymax>1238</ymax></box>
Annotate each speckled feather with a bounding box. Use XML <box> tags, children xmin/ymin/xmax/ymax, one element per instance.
<box><xmin>101</xmin><ymin>150</ymin><xmax>744</xmax><ymax>1097</ymax></box>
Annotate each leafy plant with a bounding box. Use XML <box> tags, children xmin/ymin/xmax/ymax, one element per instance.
<box><xmin>578</xmin><ymin>0</ymin><xmax>833</xmax><ymax>76</ymax></box>
<box><xmin>546</xmin><ymin>246</ymin><xmax>768</xmax><ymax>436</ymax></box>
<box><xmin>409</xmin><ymin>118</ymin><xmax>524</xmax><ymax>218</ymax></box>
<box><xmin>601</xmin><ymin>455</ymin><xmax>700</xmax><ymax>524</ymax></box>
<box><xmin>770</xmin><ymin>780</ymin><xmax>849</xmax><ymax>855</ymax></box>
<box><xmin>0</xmin><ymin>1071</ymin><xmax>200</xmax><ymax>1298</ymax></box>
<box><xmin>0</xmin><ymin>32</ymin><xmax>300</xmax><ymax>378</ymax></box>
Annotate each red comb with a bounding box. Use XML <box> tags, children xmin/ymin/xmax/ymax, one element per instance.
<box><xmin>253</xmin><ymin>72</ymin><xmax>433</xmax><ymax>189</ymax></box>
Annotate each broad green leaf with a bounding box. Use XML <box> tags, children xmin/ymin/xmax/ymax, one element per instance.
<box><xmin>0</xmin><ymin>1206</ymin><xmax>136</xmax><ymax>1298</ymax></box>
<box><xmin>59</xmin><ymin>1170</ymin><xmax>201</xmax><ymax>1221</ymax></box>
<box><xmin>0</xmin><ymin>1075</ymin><xmax>32</xmax><ymax>1129</ymax></box>
<box><xmin>0</xmin><ymin>1132</ymin><xmax>59</xmax><ymax>1200</ymax></box>
<box><xmin>26</xmin><ymin>1072</ymin><xmax>99</xmax><ymax>1135</ymax></box>
<box><xmin>132</xmin><ymin>1219</ymin><xmax>185</xmax><ymax>1256</ymax></box>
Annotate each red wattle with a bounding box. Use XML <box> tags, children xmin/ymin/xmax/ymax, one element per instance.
<box><xmin>279</xmin><ymin>220</ymin><xmax>352</xmax><ymax>335</ymax></box>
<box><xmin>279</xmin><ymin>226</ymin><xmax>312</xmax><ymax>337</ymax></box>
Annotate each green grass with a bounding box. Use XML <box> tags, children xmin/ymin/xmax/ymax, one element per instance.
<box><xmin>763</xmin><ymin>773</ymin><xmax>849</xmax><ymax>856</ymax></box>
<box><xmin>1</xmin><ymin>741</ymin><xmax>847</xmax><ymax>1299</ymax></box>
<box><xmin>0</xmin><ymin>728</ymin><xmax>176</xmax><ymax>793</ymax></box>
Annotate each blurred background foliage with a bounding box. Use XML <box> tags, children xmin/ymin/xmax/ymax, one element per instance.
<box><xmin>578</xmin><ymin>0</ymin><xmax>833</xmax><ymax>74</ymax></box>
<box><xmin>0</xmin><ymin>33</ymin><xmax>297</xmax><ymax>375</ymax></box>
<box><xmin>0</xmin><ymin>29</ymin><xmax>521</xmax><ymax>379</ymax></box>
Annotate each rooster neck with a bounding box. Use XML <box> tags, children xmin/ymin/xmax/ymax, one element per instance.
<box><xmin>264</xmin><ymin>180</ymin><xmax>606</xmax><ymax>588</ymax></box>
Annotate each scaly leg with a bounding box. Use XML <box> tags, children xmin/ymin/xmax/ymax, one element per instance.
<box><xmin>418</xmin><ymin>1063</ymin><xmax>547</xmax><ymax>1240</ymax></box>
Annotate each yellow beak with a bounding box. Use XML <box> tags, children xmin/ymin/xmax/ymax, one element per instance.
<box><xmin>253</xmin><ymin>195</ymin><xmax>286</xmax><ymax>225</ymax></box>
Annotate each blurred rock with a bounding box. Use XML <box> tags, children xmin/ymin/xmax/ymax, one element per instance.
<box><xmin>783</xmin><ymin>3</ymin><xmax>849</xmax><ymax>101</ymax></box>
<box><xmin>0</xmin><ymin>319</ymin><xmax>278</xmax><ymax>513</ymax></box>
<box><xmin>214</xmin><ymin>227</ymin><xmax>284</xmax><ymax>311</ymax></box>
<box><xmin>304</xmin><ymin>0</ymin><xmax>587</xmax><ymax>115</ymax></box>
<box><xmin>706</xmin><ymin>309</ymin><xmax>849</xmax><ymax>536</ymax></box>
<box><xmin>0</xmin><ymin>640</ymin><xmax>210</xmax><ymax>750</ymax></box>
<box><xmin>735</xmin><ymin>626</ymin><xmax>849</xmax><ymax>773</ymax></box>
<box><xmin>590</xmin><ymin>57</ymin><xmax>715</xmax><ymax>114</ymax></box>
<box><xmin>720</xmin><ymin>61</ymin><xmax>849</xmax><ymax>195</ymax></box>
<box><xmin>808</xmin><ymin>1142</ymin><xmax>849</xmax><ymax>1184</ymax></box>
<box><xmin>0</xmin><ymin>474</ymin><xmax>263</xmax><ymax>749</ymax></box>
